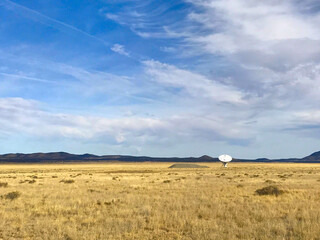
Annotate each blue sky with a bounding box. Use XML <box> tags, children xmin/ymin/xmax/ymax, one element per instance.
<box><xmin>1</xmin><ymin>0</ymin><xmax>320</xmax><ymax>158</ymax></box>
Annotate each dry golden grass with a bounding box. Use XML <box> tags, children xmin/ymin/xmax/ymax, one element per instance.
<box><xmin>0</xmin><ymin>162</ymin><xmax>320</xmax><ymax>239</ymax></box>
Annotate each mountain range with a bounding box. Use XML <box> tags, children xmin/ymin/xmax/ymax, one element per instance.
<box><xmin>0</xmin><ymin>151</ymin><xmax>320</xmax><ymax>163</ymax></box>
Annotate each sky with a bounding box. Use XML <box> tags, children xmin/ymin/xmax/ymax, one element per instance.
<box><xmin>1</xmin><ymin>0</ymin><xmax>320</xmax><ymax>158</ymax></box>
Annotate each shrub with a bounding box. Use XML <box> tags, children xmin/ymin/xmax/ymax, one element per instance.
<box><xmin>60</xmin><ymin>179</ymin><xmax>75</xmax><ymax>184</ymax></box>
<box><xmin>0</xmin><ymin>182</ymin><xmax>8</xmax><ymax>187</ymax></box>
<box><xmin>4</xmin><ymin>191</ymin><xmax>21</xmax><ymax>200</ymax></box>
<box><xmin>255</xmin><ymin>186</ymin><xmax>284</xmax><ymax>196</ymax></box>
<box><xmin>265</xmin><ymin>179</ymin><xmax>276</xmax><ymax>184</ymax></box>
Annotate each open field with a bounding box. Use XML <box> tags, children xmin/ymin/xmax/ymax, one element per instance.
<box><xmin>0</xmin><ymin>162</ymin><xmax>320</xmax><ymax>240</ymax></box>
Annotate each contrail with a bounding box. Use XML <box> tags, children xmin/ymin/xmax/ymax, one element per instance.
<box><xmin>0</xmin><ymin>72</ymin><xmax>57</xmax><ymax>84</ymax></box>
<box><xmin>1</xmin><ymin>0</ymin><xmax>110</xmax><ymax>46</ymax></box>
<box><xmin>0</xmin><ymin>0</ymin><xmax>147</xmax><ymax>62</ymax></box>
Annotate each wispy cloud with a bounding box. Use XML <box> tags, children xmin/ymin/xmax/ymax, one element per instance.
<box><xmin>111</xmin><ymin>44</ymin><xmax>130</xmax><ymax>56</ymax></box>
<box><xmin>143</xmin><ymin>60</ymin><xmax>245</xmax><ymax>104</ymax></box>
<box><xmin>103</xmin><ymin>1</ymin><xmax>189</xmax><ymax>39</ymax></box>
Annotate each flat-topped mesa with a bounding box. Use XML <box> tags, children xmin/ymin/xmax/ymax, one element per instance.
<box><xmin>169</xmin><ymin>163</ymin><xmax>209</xmax><ymax>168</ymax></box>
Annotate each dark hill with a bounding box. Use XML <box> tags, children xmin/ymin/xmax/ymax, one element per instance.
<box><xmin>301</xmin><ymin>151</ymin><xmax>320</xmax><ymax>162</ymax></box>
<box><xmin>0</xmin><ymin>153</ymin><xmax>219</xmax><ymax>163</ymax></box>
<box><xmin>199</xmin><ymin>155</ymin><xmax>216</xmax><ymax>161</ymax></box>
<box><xmin>0</xmin><ymin>151</ymin><xmax>320</xmax><ymax>163</ymax></box>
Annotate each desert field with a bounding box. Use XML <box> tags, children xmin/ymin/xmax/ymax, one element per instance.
<box><xmin>0</xmin><ymin>162</ymin><xmax>320</xmax><ymax>240</ymax></box>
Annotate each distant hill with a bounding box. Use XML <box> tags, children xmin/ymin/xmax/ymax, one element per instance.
<box><xmin>301</xmin><ymin>151</ymin><xmax>320</xmax><ymax>162</ymax></box>
<box><xmin>0</xmin><ymin>152</ymin><xmax>218</xmax><ymax>163</ymax></box>
<box><xmin>0</xmin><ymin>151</ymin><xmax>319</xmax><ymax>163</ymax></box>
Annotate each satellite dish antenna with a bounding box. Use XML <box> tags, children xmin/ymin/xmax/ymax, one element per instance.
<box><xmin>218</xmin><ymin>154</ymin><xmax>232</xmax><ymax>168</ymax></box>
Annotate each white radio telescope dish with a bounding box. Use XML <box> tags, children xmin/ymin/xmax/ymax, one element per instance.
<box><xmin>218</xmin><ymin>154</ymin><xmax>232</xmax><ymax>168</ymax></box>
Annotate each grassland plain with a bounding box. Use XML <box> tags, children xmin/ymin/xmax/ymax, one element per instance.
<box><xmin>0</xmin><ymin>162</ymin><xmax>320</xmax><ymax>240</ymax></box>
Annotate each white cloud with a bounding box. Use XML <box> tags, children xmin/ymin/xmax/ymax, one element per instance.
<box><xmin>111</xmin><ymin>44</ymin><xmax>130</xmax><ymax>56</ymax></box>
<box><xmin>182</xmin><ymin>0</ymin><xmax>320</xmax><ymax>69</ymax></box>
<box><xmin>172</xmin><ymin>0</ymin><xmax>320</xmax><ymax>109</ymax></box>
<box><xmin>189</xmin><ymin>0</ymin><xmax>320</xmax><ymax>41</ymax></box>
<box><xmin>0</xmin><ymin>97</ymin><xmax>252</xmax><ymax>146</ymax></box>
<box><xmin>160</xmin><ymin>46</ymin><xmax>176</xmax><ymax>53</ymax></box>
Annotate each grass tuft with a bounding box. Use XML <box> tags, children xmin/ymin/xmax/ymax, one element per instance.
<box><xmin>255</xmin><ymin>185</ymin><xmax>284</xmax><ymax>196</ymax></box>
